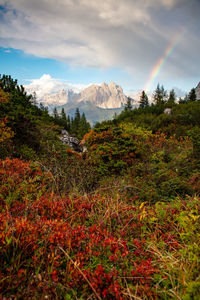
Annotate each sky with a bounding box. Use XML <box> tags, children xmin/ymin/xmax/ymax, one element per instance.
<box><xmin>0</xmin><ymin>0</ymin><xmax>200</xmax><ymax>99</ymax></box>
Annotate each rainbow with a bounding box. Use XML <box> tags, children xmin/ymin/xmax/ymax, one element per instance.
<box><xmin>144</xmin><ymin>28</ymin><xmax>186</xmax><ymax>92</ymax></box>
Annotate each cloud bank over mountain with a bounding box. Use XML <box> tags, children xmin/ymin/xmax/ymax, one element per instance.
<box><xmin>25</xmin><ymin>74</ymin><xmax>128</xmax><ymax>109</ymax></box>
<box><xmin>0</xmin><ymin>0</ymin><xmax>200</xmax><ymax>89</ymax></box>
<box><xmin>24</xmin><ymin>74</ymin><xmax>90</xmax><ymax>101</ymax></box>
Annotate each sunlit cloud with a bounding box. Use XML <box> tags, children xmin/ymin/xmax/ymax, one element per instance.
<box><xmin>24</xmin><ymin>74</ymin><xmax>91</xmax><ymax>100</ymax></box>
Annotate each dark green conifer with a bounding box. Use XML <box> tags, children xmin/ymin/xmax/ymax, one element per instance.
<box><xmin>168</xmin><ymin>89</ymin><xmax>176</xmax><ymax>104</ymax></box>
<box><xmin>53</xmin><ymin>107</ymin><xmax>59</xmax><ymax>121</ymax></box>
<box><xmin>79</xmin><ymin>112</ymin><xmax>91</xmax><ymax>138</ymax></box>
<box><xmin>153</xmin><ymin>84</ymin><xmax>167</xmax><ymax>105</ymax></box>
<box><xmin>61</xmin><ymin>108</ymin><xmax>67</xmax><ymax>122</ymax></box>
<box><xmin>124</xmin><ymin>97</ymin><xmax>133</xmax><ymax>112</ymax></box>
<box><xmin>188</xmin><ymin>88</ymin><xmax>197</xmax><ymax>102</ymax></box>
<box><xmin>139</xmin><ymin>91</ymin><xmax>149</xmax><ymax>108</ymax></box>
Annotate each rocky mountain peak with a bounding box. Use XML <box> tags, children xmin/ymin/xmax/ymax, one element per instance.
<box><xmin>101</xmin><ymin>82</ymin><xmax>108</xmax><ymax>88</ymax></box>
<box><xmin>78</xmin><ymin>82</ymin><xmax>127</xmax><ymax>109</ymax></box>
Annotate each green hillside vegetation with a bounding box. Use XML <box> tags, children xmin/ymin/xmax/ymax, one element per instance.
<box><xmin>52</xmin><ymin>106</ymin><xmax>91</xmax><ymax>140</ymax></box>
<box><xmin>116</xmin><ymin>99</ymin><xmax>200</xmax><ymax>138</ymax></box>
<box><xmin>0</xmin><ymin>75</ymin><xmax>200</xmax><ymax>299</ymax></box>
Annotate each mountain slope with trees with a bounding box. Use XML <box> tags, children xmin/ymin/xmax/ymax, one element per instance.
<box><xmin>0</xmin><ymin>75</ymin><xmax>91</xmax><ymax>159</ymax></box>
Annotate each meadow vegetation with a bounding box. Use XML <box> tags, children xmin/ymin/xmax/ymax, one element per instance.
<box><xmin>0</xmin><ymin>75</ymin><xmax>200</xmax><ymax>299</ymax></box>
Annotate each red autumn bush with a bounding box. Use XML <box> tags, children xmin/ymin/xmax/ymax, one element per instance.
<box><xmin>0</xmin><ymin>158</ymin><xmax>51</xmax><ymax>207</ymax></box>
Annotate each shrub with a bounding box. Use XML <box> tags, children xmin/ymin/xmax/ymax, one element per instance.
<box><xmin>85</xmin><ymin>124</ymin><xmax>151</xmax><ymax>176</ymax></box>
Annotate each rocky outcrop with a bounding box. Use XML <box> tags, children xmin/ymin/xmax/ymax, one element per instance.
<box><xmin>195</xmin><ymin>82</ymin><xmax>200</xmax><ymax>100</ymax></box>
<box><xmin>164</xmin><ymin>108</ymin><xmax>172</xmax><ymax>115</ymax></box>
<box><xmin>59</xmin><ymin>130</ymin><xmax>84</xmax><ymax>152</ymax></box>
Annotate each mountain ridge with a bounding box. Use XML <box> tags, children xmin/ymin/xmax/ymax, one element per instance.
<box><xmin>43</xmin><ymin>82</ymin><xmax>128</xmax><ymax>109</ymax></box>
<box><xmin>43</xmin><ymin>82</ymin><xmax>132</xmax><ymax>124</ymax></box>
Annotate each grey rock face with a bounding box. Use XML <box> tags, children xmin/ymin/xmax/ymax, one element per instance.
<box><xmin>195</xmin><ymin>82</ymin><xmax>200</xmax><ymax>100</ymax></box>
<box><xmin>78</xmin><ymin>82</ymin><xmax>128</xmax><ymax>108</ymax></box>
<box><xmin>164</xmin><ymin>108</ymin><xmax>172</xmax><ymax>115</ymax></box>
<box><xmin>43</xmin><ymin>89</ymin><xmax>79</xmax><ymax>106</ymax></box>
<box><xmin>59</xmin><ymin>131</ymin><xmax>83</xmax><ymax>152</ymax></box>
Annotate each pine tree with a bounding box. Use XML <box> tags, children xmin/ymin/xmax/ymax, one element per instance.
<box><xmin>74</xmin><ymin>108</ymin><xmax>80</xmax><ymax>133</ymax></box>
<box><xmin>61</xmin><ymin>108</ymin><xmax>67</xmax><ymax>122</ymax></box>
<box><xmin>168</xmin><ymin>89</ymin><xmax>176</xmax><ymax>104</ymax></box>
<box><xmin>161</xmin><ymin>85</ymin><xmax>167</xmax><ymax>102</ymax></box>
<box><xmin>139</xmin><ymin>91</ymin><xmax>149</xmax><ymax>108</ymax></box>
<box><xmin>74</xmin><ymin>108</ymin><xmax>81</xmax><ymax>124</ymax></box>
<box><xmin>69</xmin><ymin>109</ymin><xmax>91</xmax><ymax>138</ymax></box>
<box><xmin>53</xmin><ymin>107</ymin><xmax>59</xmax><ymax>121</ymax></box>
<box><xmin>124</xmin><ymin>97</ymin><xmax>133</xmax><ymax>112</ymax></box>
<box><xmin>67</xmin><ymin>115</ymin><xmax>71</xmax><ymax>131</ymax></box>
<box><xmin>60</xmin><ymin>108</ymin><xmax>70</xmax><ymax>130</ymax></box>
<box><xmin>153</xmin><ymin>84</ymin><xmax>167</xmax><ymax>105</ymax></box>
<box><xmin>70</xmin><ymin>108</ymin><xmax>81</xmax><ymax>135</ymax></box>
<box><xmin>0</xmin><ymin>74</ymin><xmax>50</xmax><ymax>152</ymax></box>
<box><xmin>188</xmin><ymin>88</ymin><xmax>197</xmax><ymax>102</ymax></box>
<box><xmin>79</xmin><ymin>113</ymin><xmax>91</xmax><ymax>138</ymax></box>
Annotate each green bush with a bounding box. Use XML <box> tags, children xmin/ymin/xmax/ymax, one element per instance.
<box><xmin>85</xmin><ymin>123</ymin><xmax>151</xmax><ymax>176</ymax></box>
<box><xmin>16</xmin><ymin>144</ymin><xmax>37</xmax><ymax>160</ymax></box>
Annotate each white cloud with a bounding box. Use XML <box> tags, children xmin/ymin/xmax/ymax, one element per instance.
<box><xmin>24</xmin><ymin>74</ymin><xmax>66</xmax><ymax>99</ymax></box>
<box><xmin>24</xmin><ymin>74</ymin><xmax>90</xmax><ymax>100</ymax></box>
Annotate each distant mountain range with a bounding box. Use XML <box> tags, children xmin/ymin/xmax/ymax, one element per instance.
<box><xmin>42</xmin><ymin>82</ymin><xmax>135</xmax><ymax>125</ymax></box>
<box><xmin>38</xmin><ymin>81</ymin><xmax>199</xmax><ymax>125</ymax></box>
<box><xmin>43</xmin><ymin>82</ymin><xmax>129</xmax><ymax>109</ymax></box>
